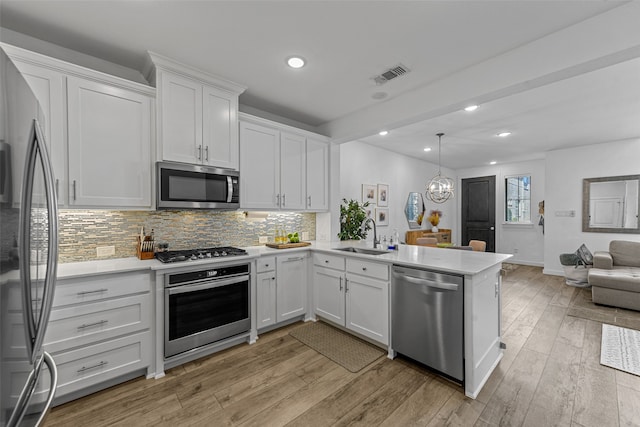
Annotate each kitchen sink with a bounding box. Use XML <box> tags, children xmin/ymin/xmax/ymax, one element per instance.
<box><xmin>333</xmin><ymin>247</ymin><xmax>389</xmax><ymax>255</ymax></box>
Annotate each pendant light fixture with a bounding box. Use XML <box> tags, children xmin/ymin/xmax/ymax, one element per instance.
<box><xmin>425</xmin><ymin>132</ymin><xmax>454</xmax><ymax>203</ymax></box>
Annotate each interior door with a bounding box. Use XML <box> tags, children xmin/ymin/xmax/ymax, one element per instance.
<box><xmin>461</xmin><ymin>175</ymin><xmax>496</xmax><ymax>252</ymax></box>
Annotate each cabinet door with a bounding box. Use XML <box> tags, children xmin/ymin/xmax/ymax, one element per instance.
<box><xmin>203</xmin><ymin>85</ymin><xmax>238</xmax><ymax>170</ymax></box>
<box><xmin>280</xmin><ymin>132</ymin><xmax>306</xmax><ymax>210</ymax></box>
<box><xmin>67</xmin><ymin>77</ymin><xmax>152</xmax><ymax>207</ymax></box>
<box><xmin>239</xmin><ymin>121</ymin><xmax>280</xmax><ymax>209</ymax></box>
<box><xmin>313</xmin><ymin>266</ymin><xmax>345</xmax><ymax>326</ymax></box>
<box><xmin>276</xmin><ymin>255</ymin><xmax>307</xmax><ymax>322</ymax></box>
<box><xmin>14</xmin><ymin>61</ymin><xmax>67</xmax><ymax>205</ymax></box>
<box><xmin>159</xmin><ymin>71</ymin><xmax>202</xmax><ymax>164</ymax></box>
<box><xmin>256</xmin><ymin>271</ymin><xmax>277</xmax><ymax>329</ymax></box>
<box><xmin>345</xmin><ymin>274</ymin><xmax>389</xmax><ymax>345</ymax></box>
<box><xmin>306</xmin><ymin>138</ymin><xmax>329</xmax><ymax>211</ymax></box>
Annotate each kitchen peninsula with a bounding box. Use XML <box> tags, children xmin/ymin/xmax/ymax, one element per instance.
<box><xmin>43</xmin><ymin>241</ymin><xmax>510</xmax><ymax>402</ymax></box>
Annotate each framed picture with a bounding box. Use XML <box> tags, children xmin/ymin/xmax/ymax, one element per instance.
<box><xmin>362</xmin><ymin>184</ymin><xmax>377</xmax><ymax>204</ymax></box>
<box><xmin>375</xmin><ymin>207</ymin><xmax>389</xmax><ymax>226</ymax></box>
<box><xmin>377</xmin><ymin>184</ymin><xmax>389</xmax><ymax>207</ymax></box>
<box><xmin>365</xmin><ymin>204</ymin><xmax>375</xmax><ymax>219</ymax></box>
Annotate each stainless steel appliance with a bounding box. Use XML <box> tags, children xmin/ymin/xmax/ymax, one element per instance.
<box><xmin>155</xmin><ymin>246</ymin><xmax>248</xmax><ymax>263</ymax></box>
<box><xmin>391</xmin><ymin>265</ymin><xmax>464</xmax><ymax>383</ymax></box>
<box><xmin>157</xmin><ymin>161</ymin><xmax>239</xmax><ymax>210</ymax></box>
<box><xmin>164</xmin><ymin>263</ymin><xmax>250</xmax><ymax>358</ymax></box>
<box><xmin>0</xmin><ymin>47</ymin><xmax>59</xmax><ymax>426</ymax></box>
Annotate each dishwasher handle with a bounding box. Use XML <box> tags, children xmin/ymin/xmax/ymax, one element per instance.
<box><xmin>393</xmin><ymin>271</ymin><xmax>460</xmax><ymax>291</ymax></box>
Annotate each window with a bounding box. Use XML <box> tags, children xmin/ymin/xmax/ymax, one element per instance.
<box><xmin>505</xmin><ymin>175</ymin><xmax>531</xmax><ymax>223</ymax></box>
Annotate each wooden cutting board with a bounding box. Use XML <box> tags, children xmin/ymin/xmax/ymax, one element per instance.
<box><xmin>265</xmin><ymin>242</ymin><xmax>312</xmax><ymax>249</ymax></box>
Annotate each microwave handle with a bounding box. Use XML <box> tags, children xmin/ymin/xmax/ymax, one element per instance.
<box><xmin>227</xmin><ymin>176</ymin><xmax>233</xmax><ymax>203</ymax></box>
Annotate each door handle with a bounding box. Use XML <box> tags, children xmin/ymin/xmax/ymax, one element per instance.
<box><xmin>490</xmin><ymin>226</ymin><xmax>495</xmax><ymax>231</ymax></box>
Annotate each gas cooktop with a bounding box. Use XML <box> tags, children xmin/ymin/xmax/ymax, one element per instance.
<box><xmin>155</xmin><ymin>246</ymin><xmax>248</xmax><ymax>263</ymax></box>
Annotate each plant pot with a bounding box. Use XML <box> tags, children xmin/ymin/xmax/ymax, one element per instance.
<box><xmin>431</xmin><ymin>226</ymin><xmax>439</xmax><ymax>232</ymax></box>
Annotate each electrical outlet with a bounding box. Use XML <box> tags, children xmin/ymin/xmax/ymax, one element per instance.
<box><xmin>258</xmin><ymin>236</ymin><xmax>268</xmax><ymax>244</ymax></box>
<box><xmin>301</xmin><ymin>231</ymin><xmax>309</xmax><ymax>241</ymax></box>
<box><xmin>96</xmin><ymin>245</ymin><xmax>115</xmax><ymax>257</ymax></box>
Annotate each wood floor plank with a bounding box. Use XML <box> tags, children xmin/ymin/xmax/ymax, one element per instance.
<box><xmin>286</xmin><ymin>359</ymin><xmax>405</xmax><ymax>427</ymax></box>
<box><xmin>523</xmin><ymin>304</ymin><xmax>567</xmax><ymax>355</ymax></box>
<box><xmin>425</xmin><ymin>391</ymin><xmax>485</xmax><ymax>426</ymax></box>
<box><xmin>477</xmin><ymin>348</ymin><xmax>548</xmax><ymax>426</ymax></box>
<box><xmin>378</xmin><ymin>376</ymin><xmax>456</xmax><ymax>427</ymax></box>
<box><xmin>572</xmin><ymin>365</ymin><xmax>619</xmax><ymax>427</ymax></box>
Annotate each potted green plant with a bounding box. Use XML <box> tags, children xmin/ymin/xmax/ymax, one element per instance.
<box><xmin>338</xmin><ymin>198</ymin><xmax>371</xmax><ymax>240</ymax></box>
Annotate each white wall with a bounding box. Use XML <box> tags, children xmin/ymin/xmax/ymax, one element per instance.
<box><xmin>457</xmin><ymin>159</ymin><xmax>546</xmax><ymax>265</ymax></box>
<box><xmin>338</xmin><ymin>140</ymin><xmax>456</xmax><ymax>245</ymax></box>
<box><xmin>544</xmin><ymin>138</ymin><xmax>640</xmax><ymax>275</ymax></box>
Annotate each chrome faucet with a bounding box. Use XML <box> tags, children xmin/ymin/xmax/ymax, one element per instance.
<box><xmin>361</xmin><ymin>217</ymin><xmax>380</xmax><ymax>248</ymax></box>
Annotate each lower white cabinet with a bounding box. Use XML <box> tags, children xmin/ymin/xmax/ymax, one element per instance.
<box><xmin>256</xmin><ymin>254</ymin><xmax>308</xmax><ymax>330</ymax></box>
<box><xmin>313</xmin><ymin>254</ymin><xmax>389</xmax><ymax>345</ymax></box>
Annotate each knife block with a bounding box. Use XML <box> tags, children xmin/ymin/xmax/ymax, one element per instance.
<box><xmin>136</xmin><ymin>237</ymin><xmax>155</xmax><ymax>260</ymax></box>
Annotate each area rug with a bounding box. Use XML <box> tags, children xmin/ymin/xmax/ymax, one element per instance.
<box><xmin>601</xmin><ymin>324</ymin><xmax>640</xmax><ymax>376</ymax></box>
<box><xmin>566</xmin><ymin>288</ymin><xmax>640</xmax><ymax>331</ymax></box>
<box><xmin>289</xmin><ymin>321</ymin><xmax>384</xmax><ymax>372</ymax></box>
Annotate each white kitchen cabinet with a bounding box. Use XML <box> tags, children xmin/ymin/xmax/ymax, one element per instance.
<box><xmin>239</xmin><ymin>121</ymin><xmax>280</xmax><ymax>209</ymax></box>
<box><xmin>148</xmin><ymin>52</ymin><xmax>245</xmax><ymax>170</ymax></box>
<box><xmin>239</xmin><ymin>113</ymin><xmax>329</xmax><ymax>211</ymax></box>
<box><xmin>256</xmin><ymin>257</ymin><xmax>277</xmax><ymax>329</ymax></box>
<box><xmin>67</xmin><ymin>76</ymin><xmax>152</xmax><ymax>207</ymax></box>
<box><xmin>313</xmin><ymin>254</ymin><xmax>389</xmax><ymax>345</ymax></box>
<box><xmin>276</xmin><ymin>254</ymin><xmax>308</xmax><ymax>322</ymax></box>
<box><xmin>305</xmin><ymin>138</ymin><xmax>329</xmax><ymax>210</ymax></box>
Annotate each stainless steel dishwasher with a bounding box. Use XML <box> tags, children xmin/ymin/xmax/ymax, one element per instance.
<box><xmin>391</xmin><ymin>265</ymin><xmax>464</xmax><ymax>382</ymax></box>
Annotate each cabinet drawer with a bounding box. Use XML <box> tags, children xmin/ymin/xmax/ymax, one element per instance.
<box><xmin>313</xmin><ymin>253</ymin><xmax>345</xmax><ymax>270</ymax></box>
<box><xmin>256</xmin><ymin>256</ymin><xmax>276</xmax><ymax>273</ymax></box>
<box><xmin>53</xmin><ymin>271</ymin><xmax>151</xmax><ymax>307</ymax></box>
<box><xmin>45</xmin><ymin>294</ymin><xmax>151</xmax><ymax>354</ymax></box>
<box><xmin>52</xmin><ymin>331</ymin><xmax>151</xmax><ymax>399</ymax></box>
<box><xmin>346</xmin><ymin>258</ymin><xmax>389</xmax><ymax>281</ymax></box>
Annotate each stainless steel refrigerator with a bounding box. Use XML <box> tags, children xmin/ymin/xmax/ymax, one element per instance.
<box><xmin>0</xmin><ymin>46</ymin><xmax>59</xmax><ymax>426</ymax></box>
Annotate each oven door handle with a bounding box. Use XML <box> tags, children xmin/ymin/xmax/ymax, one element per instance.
<box><xmin>167</xmin><ymin>276</ymin><xmax>248</xmax><ymax>295</ymax></box>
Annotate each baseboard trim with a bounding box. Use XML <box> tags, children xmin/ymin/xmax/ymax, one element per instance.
<box><xmin>504</xmin><ymin>260</ymin><xmax>544</xmax><ymax>267</ymax></box>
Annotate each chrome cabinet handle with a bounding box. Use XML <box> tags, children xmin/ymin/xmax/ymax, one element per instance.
<box><xmin>276</xmin><ymin>194</ymin><xmax>280</xmax><ymax>206</ymax></box>
<box><xmin>282</xmin><ymin>194</ymin><xmax>286</xmax><ymax>206</ymax></box>
<box><xmin>285</xmin><ymin>256</ymin><xmax>303</xmax><ymax>262</ymax></box>
<box><xmin>77</xmin><ymin>360</ymin><xmax>108</xmax><ymax>373</ymax></box>
<box><xmin>205</xmin><ymin>146</ymin><xmax>209</xmax><ymax>162</ymax></box>
<box><xmin>56</xmin><ymin>179</ymin><xmax>59</xmax><ymax>196</ymax></box>
<box><xmin>77</xmin><ymin>320</ymin><xmax>108</xmax><ymax>330</ymax></box>
<box><xmin>339</xmin><ymin>276</ymin><xmax>343</xmax><ymax>291</ymax></box>
<box><xmin>73</xmin><ymin>180</ymin><xmax>77</xmax><ymax>200</ymax></box>
<box><xmin>77</xmin><ymin>288</ymin><xmax>108</xmax><ymax>296</ymax></box>
<box><xmin>345</xmin><ymin>278</ymin><xmax>349</xmax><ymax>292</ymax></box>
<box><xmin>308</xmin><ymin>196</ymin><xmax>312</xmax><ymax>207</ymax></box>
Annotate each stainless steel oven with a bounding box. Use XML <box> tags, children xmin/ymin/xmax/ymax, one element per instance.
<box><xmin>164</xmin><ymin>263</ymin><xmax>250</xmax><ymax>358</ymax></box>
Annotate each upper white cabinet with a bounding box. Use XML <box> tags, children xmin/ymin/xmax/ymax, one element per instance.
<box><xmin>239</xmin><ymin>114</ymin><xmax>329</xmax><ymax>211</ymax></box>
<box><xmin>146</xmin><ymin>52</ymin><xmax>246</xmax><ymax>170</ymax></box>
<box><xmin>67</xmin><ymin>77</ymin><xmax>152</xmax><ymax>207</ymax></box>
<box><xmin>3</xmin><ymin>43</ymin><xmax>155</xmax><ymax>209</ymax></box>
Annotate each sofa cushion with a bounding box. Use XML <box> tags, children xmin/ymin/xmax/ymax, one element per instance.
<box><xmin>588</xmin><ymin>267</ymin><xmax>640</xmax><ymax>293</ymax></box>
<box><xmin>610</xmin><ymin>240</ymin><xmax>640</xmax><ymax>268</ymax></box>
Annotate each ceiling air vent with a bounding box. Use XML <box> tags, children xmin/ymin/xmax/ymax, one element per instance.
<box><xmin>372</xmin><ymin>63</ymin><xmax>410</xmax><ymax>85</ymax></box>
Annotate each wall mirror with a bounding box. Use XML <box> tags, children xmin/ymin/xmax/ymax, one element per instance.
<box><xmin>582</xmin><ymin>174</ymin><xmax>640</xmax><ymax>233</ymax></box>
<box><xmin>404</xmin><ymin>192</ymin><xmax>425</xmax><ymax>229</ymax></box>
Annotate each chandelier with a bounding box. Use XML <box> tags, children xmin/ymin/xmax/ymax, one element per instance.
<box><xmin>425</xmin><ymin>132</ymin><xmax>454</xmax><ymax>204</ymax></box>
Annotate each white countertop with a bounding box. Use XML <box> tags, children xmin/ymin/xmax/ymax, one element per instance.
<box><xmin>47</xmin><ymin>240</ymin><xmax>511</xmax><ymax>280</ymax></box>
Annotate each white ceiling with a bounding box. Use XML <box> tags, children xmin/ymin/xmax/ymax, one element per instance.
<box><xmin>1</xmin><ymin>1</ymin><xmax>638</xmax><ymax>169</ymax></box>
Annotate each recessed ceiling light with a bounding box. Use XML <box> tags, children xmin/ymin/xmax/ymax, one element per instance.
<box><xmin>490</xmin><ymin>161</ymin><xmax>497</xmax><ymax>165</ymax></box>
<box><xmin>379</xmin><ymin>130</ymin><xmax>388</xmax><ymax>136</ymax></box>
<box><xmin>286</xmin><ymin>56</ymin><xmax>306</xmax><ymax>69</ymax></box>
<box><xmin>423</xmin><ymin>147</ymin><xmax>432</xmax><ymax>152</ymax></box>
<box><xmin>464</xmin><ymin>105</ymin><xmax>478</xmax><ymax>112</ymax></box>
<box><xmin>497</xmin><ymin>132</ymin><xmax>511</xmax><ymax>137</ymax></box>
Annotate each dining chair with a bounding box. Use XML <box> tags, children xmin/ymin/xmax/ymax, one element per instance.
<box><xmin>469</xmin><ymin>240</ymin><xmax>487</xmax><ymax>252</ymax></box>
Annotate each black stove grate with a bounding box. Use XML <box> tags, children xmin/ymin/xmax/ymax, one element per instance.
<box><xmin>155</xmin><ymin>246</ymin><xmax>248</xmax><ymax>263</ymax></box>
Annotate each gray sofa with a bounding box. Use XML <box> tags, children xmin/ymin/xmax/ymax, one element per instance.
<box><xmin>588</xmin><ymin>240</ymin><xmax>640</xmax><ymax>311</ymax></box>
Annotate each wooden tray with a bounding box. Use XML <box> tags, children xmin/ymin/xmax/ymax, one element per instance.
<box><xmin>265</xmin><ymin>242</ymin><xmax>311</xmax><ymax>249</ymax></box>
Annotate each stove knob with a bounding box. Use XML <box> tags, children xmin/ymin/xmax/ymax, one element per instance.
<box><xmin>197</xmin><ymin>253</ymin><xmax>205</xmax><ymax>259</ymax></box>
<box><xmin>189</xmin><ymin>254</ymin><xmax>198</xmax><ymax>261</ymax></box>
<box><xmin>213</xmin><ymin>251</ymin><xmax>220</xmax><ymax>257</ymax></box>
<box><xmin>205</xmin><ymin>253</ymin><xmax>212</xmax><ymax>258</ymax></box>
<box><xmin>221</xmin><ymin>251</ymin><xmax>228</xmax><ymax>256</ymax></box>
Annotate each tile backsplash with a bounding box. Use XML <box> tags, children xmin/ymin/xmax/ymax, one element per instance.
<box><xmin>58</xmin><ymin>210</ymin><xmax>316</xmax><ymax>262</ymax></box>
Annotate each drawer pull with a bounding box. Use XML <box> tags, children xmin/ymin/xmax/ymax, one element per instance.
<box><xmin>77</xmin><ymin>288</ymin><xmax>108</xmax><ymax>296</ymax></box>
<box><xmin>325</xmin><ymin>260</ymin><xmax>329</xmax><ymax>263</ymax></box>
<box><xmin>77</xmin><ymin>360</ymin><xmax>108</xmax><ymax>373</ymax></box>
<box><xmin>362</xmin><ymin>267</ymin><xmax>367</xmax><ymax>271</ymax></box>
<box><xmin>339</xmin><ymin>276</ymin><xmax>343</xmax><ymax>291</ymax></box>
<box><xmin>77</xmin><ymin>320</ymin><xmax>108</xmax><ymax>330</ymax></box>
<box><xmin>265</xmin><ymin>264</ymin><xmax>269</xmax><ymax>267</ymax></box>
<box><xmin>286</xmin><ymin>256</ymin><xmax>303</xmax><ymax>262</ymax></box>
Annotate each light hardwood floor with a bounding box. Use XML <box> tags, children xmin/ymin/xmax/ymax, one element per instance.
<box><xmin>43</xmin><ymin>265</ymin><xmax>640</xmax><ymax>426</ymax></box>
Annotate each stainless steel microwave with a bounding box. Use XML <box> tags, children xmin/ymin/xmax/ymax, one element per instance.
<box><xmin>157</xmin><ymin>161</ymin><xmax>239</xmax><ymax>210</ymax></box>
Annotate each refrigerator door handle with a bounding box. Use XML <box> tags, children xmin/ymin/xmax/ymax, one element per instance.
<box><xmin>18</xmin><ymin>119</ymin><xmax>59</xmax><ymax>364</ymax></box>
<box><xmin>6</xmin><ymin>352</ymin><xmax>58</xmax><ymax>427</ymax></box>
